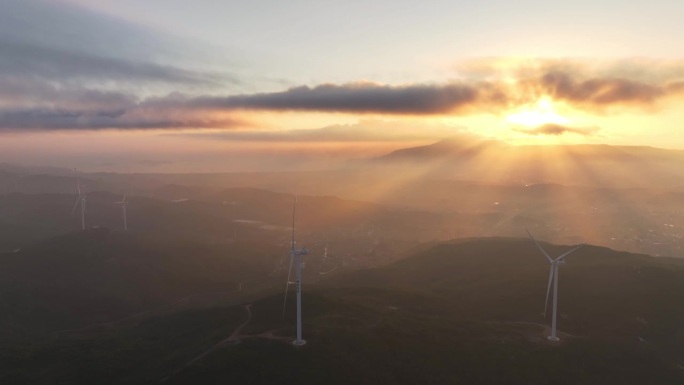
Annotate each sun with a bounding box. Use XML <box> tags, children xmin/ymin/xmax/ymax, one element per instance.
<box><xmin>506</xmin><ymin>98</ymin><xmax>569</xmax><ymax>127</ymax></box>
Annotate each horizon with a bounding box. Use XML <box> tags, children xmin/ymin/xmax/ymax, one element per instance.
<box><xmin>2</xmin><ymin>138</ymin><xmax>683</xmax><ymax>174</ymax></box>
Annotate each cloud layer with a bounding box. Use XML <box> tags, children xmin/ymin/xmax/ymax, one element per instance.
<box><xmin>0</xmin><ymin>0</ymin><xmax>241</xmax><ymax>130</ymax></box>
<box><xmin>1</xmin><ymin>1</ymin><xmax>684</xmax><ymax>131</ymax></box>
<box><xmin>533</xmin><ymin>71</ymin><xmax>682</xmax><ymax>108</ymax></box>
<box><xmin>3</xmin><ymin>59</ymin><xmax>684</xmax><ymax>130</ymax></box>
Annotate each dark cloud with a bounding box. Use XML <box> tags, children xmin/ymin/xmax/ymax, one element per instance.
<box><xmin>502</xmin><ymin>59</ymin><xmax>684</xmax><ymax>112</ymax></box>
<box><xmin>460</xmin><ymin>58</ymin><xmax>684</xmax><ymax>111</ymax></box>
<box><xmin>164</xmin><ymin>64</ymin><xmax>684</xmax><ymax>116</ymax></box>
<box><xmin>514</xmin><ymin>124</ymin><xmax>600</xmax><ymax>136</ymax></box>
<box><xmin>185</xmin><ymin>82</ymin><xmax>484</xmax><ymax>114</ymax></box>
<box><xmin>0</xmin><ymin>83</ymin><xmax>245</xmax><ymax>130</ymax></box>
<box><xmin>0</xmin><ymin>77</ymin><xmax>249</xmax><ymax>130</ymax></box>
<box><xmin>0</xmin><ymin>77</ymin><xmax>137</xmax><ymax>112</ymax></box>
<box><xmin>537</xmin><ymin>71</ymin><xmax>666</xmax><ymax>106</ymax></box>
<box><xmin>0</xmin><ymin>109</ymin><xmax>245</xmax><ymax>130</ymax></box>
<box><xmin>0</xmin><ymin>82</ymin><xmax>488</xmax><ymax>130</ymax></box>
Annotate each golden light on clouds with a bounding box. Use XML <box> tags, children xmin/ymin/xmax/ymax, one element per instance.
<box><xmin>505</xmin><ymin>98</ymin><xmax>569</xmax><ymax>127</ymax></box>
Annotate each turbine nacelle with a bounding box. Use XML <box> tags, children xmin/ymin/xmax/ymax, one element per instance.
<box><xmin>293</xmin><ymin>247</ymin><xmax>309</xmax><ymax>256</ymax></box>
<box><xmin>114</xmin><ymin>193</ymin><xmax>128</xmax><ymax>205</ymax></box>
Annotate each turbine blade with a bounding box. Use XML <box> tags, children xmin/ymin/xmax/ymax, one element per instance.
<box><xmin>526</xmin><ymin>228</ymin><xmax>553</xmax><ymax>263</ymax></box>
<box><xmin>554</xmin><ymin>244</ymin><xmax>585</xmax><ymax>262</ymax></box>
<box><xmin>544</xmin><ymin>265</ymin><xmax>554</xmax><ymax>318</ymax></box>
<box><xmin>77</xmin><ymin>181</ymin><xmax>81</xmax><ymax>195</ymax></box>
<box><xmin>282</xmin><ymin>252</ymin><xmax>295</xmax><ymax>317</ymax></box>
<box><xmin>122</xmin><ymin>193</ymin><xmax>127</xmax><ymax>202</ymax></box>
<box><xmin>70</xmin><ymin>197</ymin><xmax>81</xmax><ymax>215</ymax></box>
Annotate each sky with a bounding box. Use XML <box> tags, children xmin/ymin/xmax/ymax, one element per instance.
<box><xmin>1</xmin><ymin>0</ymin><xmax>683</xmax><ymax>172</ymax></box>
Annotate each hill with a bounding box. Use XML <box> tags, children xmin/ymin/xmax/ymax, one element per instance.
<box><xmin>0</xmin><ymin>228</ymin><xmax>281</xmax><ymax>338</ymax></box>
<box><xmin>1</xmin><ymin>238</ymin><xmax>681</xmax><ymax>384</ymax></box>
<box><xmin>166</xmin><ymin>238</ymin><xmax>684</xmax><ymax>384</ymax></box>
<box><xmin>374</xmin><ymin>140</ymin><xmax>684</xmax><ymax>190</ymax></box>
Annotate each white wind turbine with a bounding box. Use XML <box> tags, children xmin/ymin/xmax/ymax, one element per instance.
<box><xmin>114</xmin><ymin>193</ymin><xmax>128</xmax><ymax>230</ymax></box>
<box><xmin>318</xmin><ymin>244</ymin><xmax>338</xmax><ymax>276</ymax></box>
<box><xmin>282</xmin><ymin>196</ymin><xmax>308</xmax><ymax>346</ymax></box>
<box><xmin>71</xmin><ymin>181</ymin><xmax>87</xmax><ymax>230</ymax></box>
<box><xmin>527</xmin><ymin>229</ymin><xmax>584</xmax><ymax>341</ymax></box>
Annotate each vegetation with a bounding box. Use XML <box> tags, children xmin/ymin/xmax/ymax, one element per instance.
<box><xmin>0</xmin><ymin>238</ymin><xmax>681</xmax><ymax>384</ymax></box>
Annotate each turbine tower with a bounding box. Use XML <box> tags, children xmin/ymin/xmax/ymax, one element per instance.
<box><xmin>71</xmin><ymin>181</ymin><xmax>87</xmax><ymax>230</ymax></box>
<box><xmin>114</xmin><ymin>194</ymin><xmax>128</xmax><ymax>230</ymax></box>
<box><xmin>282</xmin><ymin>196</ymin><xmax>308</xmax><ymax>346</ymax></box>
<box><xmin>527</xmin><ymin>229</ymin><xmax>584</xmax><ymax>341</ymax></box>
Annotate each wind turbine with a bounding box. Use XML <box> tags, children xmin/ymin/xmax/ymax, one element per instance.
<box><xmin>71</xmin><ymin>181</ymin><xmax>86</xmax><ymax>230</ymax></box>
<box><xmin>282</xmin><ymin>196</ymin><xmax>308</xmax><ymax>346</ymax></box>
<box><xmin>319</xmin><ymin>244</ymin><xmax>338</xmax><ymax>276</ymax></box>
<box><xmin>114</xmin><ymin>193</ymin><xmax>128</xmax><ymax>231</ymax></box>
<box><xmin>527</xmin><ymin>229</ymin><xmax>584</xmax><ymax>341</ymax></box>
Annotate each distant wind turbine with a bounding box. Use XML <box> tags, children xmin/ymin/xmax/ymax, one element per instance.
<box><xmin>282</xmin><ymin>196</ymin><xmax>308</xmax><ymax>346</ymax></box>
<box><xmin>319</xmin><ymin>244</ymin><xmax>338</xmax><ymax>276</ymax></box>
<box><xmin>71</xmin><ymin>181</ymin><xmax>86</xmax><ymax>230</ymax></box>
<box><xmin>527</xmin><ymin>229</ymin><xmax>584</xmax><ymax>341</ymax></box>
<box><xmin>114</xmin><ymin>193</ymin><xmax>128</xmax><ymax>231</ymax></box>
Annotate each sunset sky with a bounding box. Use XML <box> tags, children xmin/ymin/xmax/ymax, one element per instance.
<box><xmin>1</xmin><ymin>0</ymin><xmax>683</xmax><ymax>171</ymax></box>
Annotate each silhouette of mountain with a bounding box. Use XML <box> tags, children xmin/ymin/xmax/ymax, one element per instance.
<box><xmin>373</xmin><ymin>139</ymin><xmax>684</xmax><ymax>190</ymax></box>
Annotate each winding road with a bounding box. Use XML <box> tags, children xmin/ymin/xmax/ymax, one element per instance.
<box><xmin>160</xmin><ymin>304</ymin><xmax>253</xmax><ymax>383</ymax></box>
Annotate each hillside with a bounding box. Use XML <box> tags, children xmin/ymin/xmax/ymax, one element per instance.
<box><xmin>0</xmin><ymin>228</ymin><xmax>281</xmax><ymax>338</ymax></box>
<box><xmin>375</xmin><ymin>140</ymin><xmax>684</xmax><ymax>190</ymax></box>
<box><xmin>166</xmin><ymin>238</ymin><xmax>684</xmax><ymax>384</ymax></box>
<box><xmin>1</xmin><ymin>238</ymin><xmax>681</xmax><ymax>384</ymax></box>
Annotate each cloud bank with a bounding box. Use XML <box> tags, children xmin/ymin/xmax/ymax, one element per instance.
<box><xmin>0</xmin><ymin>0</ymin><xmax>241</xmax><ymax>130</ymax></box>
<box><xmin>3</xmin><ymin>61</ymin><xmax>684</xmax><ymax>130</ymax></box>
<box><xmin>1</xmin><ymin>2</ymin><xmax>683</xmax><ymax>131</ymax></box>
<box><xmin>184</xmin><ymin>82</ymin><xmax>484</xmax><ymax>114</ymax></box>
